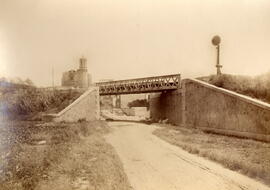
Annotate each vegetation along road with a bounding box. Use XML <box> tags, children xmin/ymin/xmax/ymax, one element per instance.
<box><xmin>105</xmin><ymin>121</ymin><xmax>270</xmax><ymax>190</ymax></box>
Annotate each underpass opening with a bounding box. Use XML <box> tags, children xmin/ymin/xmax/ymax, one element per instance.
<box><xmin>96</xmin><ymin>74</ymin><xmax>181</xmax><ymax>122</ymax></box>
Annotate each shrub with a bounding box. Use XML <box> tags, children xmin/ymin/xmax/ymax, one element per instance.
<box><xmin>127</xmin><ymin>99</ymin><xmax>149</xmax><ymax>108</ymax></box>
<box><xmin>0</xmin><ymin>83</ymin><xmax>82</xmax><ymax>119</ymax></box>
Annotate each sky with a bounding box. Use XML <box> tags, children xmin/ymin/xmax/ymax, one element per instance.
<box><xmin>0</xmin><ymin>0</ymin><xmax>270</xmax><ymax>87</ymax></box>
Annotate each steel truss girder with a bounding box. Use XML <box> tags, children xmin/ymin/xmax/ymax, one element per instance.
<box><xmin>96</xmin><ymin>74</ymin><xmax>181</xmax><ymax>95</ymax></box>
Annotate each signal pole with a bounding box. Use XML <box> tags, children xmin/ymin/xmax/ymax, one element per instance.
<box><xmin>212</xmin><ymin>35</ymin><xmax>222</xmax><ymax>75</ymax></box>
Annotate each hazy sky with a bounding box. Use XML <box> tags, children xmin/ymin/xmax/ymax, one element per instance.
<box><xmin>0</xmin><ymin>0</ymin><xmax>270</xmax><ymax>86</ymax></box>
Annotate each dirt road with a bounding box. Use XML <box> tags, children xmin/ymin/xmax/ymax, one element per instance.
<box><xmin>105</xmin><ymin>122</ymin><xmax>270</xmax><ymax>190</ymax></box>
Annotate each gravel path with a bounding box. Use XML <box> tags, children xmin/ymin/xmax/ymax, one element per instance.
<box><xmin>105</xmin><ymin>121</ymin><xmax>270</xmax><ymax>190</ymax></box>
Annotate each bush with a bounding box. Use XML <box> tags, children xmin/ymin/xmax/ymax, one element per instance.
<box><xmin>127</xmin><ymin>99</ymin><xmax>149</xmax><ymax>108</ymax></box>
<box><xmin>0</xmin><ymin>84</ymin><xmax>82</xmax><ymax>119</ymax></box>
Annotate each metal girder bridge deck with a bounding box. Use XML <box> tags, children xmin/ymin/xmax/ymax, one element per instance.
<box><xmin>96</xmin><ymin>74</ymin><xmax>181</xmax><ymax>95</ymax></box>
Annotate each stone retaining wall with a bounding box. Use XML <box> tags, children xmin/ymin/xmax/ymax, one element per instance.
<box><xmin>150</xmin><ymin>90</ymin><xmax>183</xmax><ymax>125</ymax></box>
<box><xmin>47</xmin><ymin>87</ymin><xmax>100</xmax><ymax>122</ymax></box>
<box><xmin>150</xmin><ymin>78</ymin><xmax>270</xmax><ymax>142</ymax></box>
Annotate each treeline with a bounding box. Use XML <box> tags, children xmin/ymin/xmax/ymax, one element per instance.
<box><xmin>127</xmin><ymin>99</ymin><xmax>149</xmax><ymax>108</ymax></box>
<box><xmin>0</xmin><ymin>77</ymin><xmax>34</xmax><ymax>86</ymax></box>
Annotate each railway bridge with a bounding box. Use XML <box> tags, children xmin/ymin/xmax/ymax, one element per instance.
<box><xmin>95</xmin><ymin>74</ymin><xmax>181</xmax><ymax>95</ymax></box>
<box><xmin>51</xmin><ymin>72</ymin><xmax>270</xmax><ymax>142</ymax></box>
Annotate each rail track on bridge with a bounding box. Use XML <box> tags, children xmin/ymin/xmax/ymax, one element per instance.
<box><xmin>96</xmin><ymin>74</ymin><xmax>181</xmax><ymax>95</ymax></box>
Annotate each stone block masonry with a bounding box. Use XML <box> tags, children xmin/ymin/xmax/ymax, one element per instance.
<box><xmin>150</xmin><ymin>89</ymin><xmax>183</xmax><ymax>125</ymax></box>
<box><xmin>48</xmin><ymin>87</ymin><xmax>100</xmax><ymax>122</ymax></box>
<box><xmin>150</xmin><ymin>78</ymin><xmax>270</xmax><ymax>142</ymax></box>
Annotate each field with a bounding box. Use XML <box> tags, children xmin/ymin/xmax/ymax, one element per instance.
<box><xmin>0</xmin><ymin>120</ymin><xmax>131</xmax><ymax>190</ymax></box>
<box><xmin>153</xmin><ymin>124</ymin><xmax>270</xmax><ymax>186</ymax></box>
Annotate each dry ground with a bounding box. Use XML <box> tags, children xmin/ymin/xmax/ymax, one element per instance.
<box><xmin>153</xmin><ymin>124</ymin><xmax>270</xmax><ymax>186</ymax></box>
<box><xmin>0</xmin><ymin>120</ymin><xmax>131</xmax><ymax>190</ymax></box>
<box><xmin>106</xmin><ymin>121</ymin><xmax>270</xmax><ymax>190</ymax></box>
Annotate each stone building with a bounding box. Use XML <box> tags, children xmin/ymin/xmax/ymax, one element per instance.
<box><xmin>61</xmin><ymin>57</ymin><xmax>92</xmax><ymax>88</ymax></box>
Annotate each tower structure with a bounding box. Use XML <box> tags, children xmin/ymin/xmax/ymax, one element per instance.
<box><xmin>61</xmin><ymin>57</ymin><xmax>92</xmax><ymax>88</ymax></box>
<box><xmin>76</xmin><ymin>57</ymin><xmax>89</xmax><ymax>88</ymax></box>
<box><xmin>79</xmin><ymin>57</ymin><xmax>87</xmax><ymax>71</ymax></box>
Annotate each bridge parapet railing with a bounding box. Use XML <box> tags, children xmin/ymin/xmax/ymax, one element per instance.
<box><xmin>96</xmin><ymin>74</ymin><xmax>181</xmax><ymax>95</ymax></box>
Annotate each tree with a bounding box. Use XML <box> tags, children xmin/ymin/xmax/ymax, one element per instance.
<box><xmin>0</xmin><ymin>77</ymin><xmax>7</xmax><ymax>82</ymax></box>
<box><xmin>127</xmin><ymin>99</ymin><xmax>149</xmax><ymax>108</ymax></box>
<box><xmin>25</xmin><ymin>78</ymin><xmax>35</xmax><ymax>86</ymax></box>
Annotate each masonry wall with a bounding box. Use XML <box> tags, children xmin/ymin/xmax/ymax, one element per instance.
<box><xmin>51</xmin><ymin>87</ymin><xmax>100</xmax><ymax>122</ymax></box>
<box><xmin>184</xmin><ymin>79</ymin><xmax>270</xmax><ymax>141</ymax></box>
<box><xmin>150</xmin><ymin>89</ymin><xmax>183</xmax><ymax>125</ymax></box>
<box><xmin>149</xmin><ymin>79</ymin><xmax>270</xmax><ymax>142</ymax></box>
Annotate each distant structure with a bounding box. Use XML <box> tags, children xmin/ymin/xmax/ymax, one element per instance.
<box><xmin>62</xmin><ymin>57</ymin><xmax>92</xmax><ymax>88</ymax></box>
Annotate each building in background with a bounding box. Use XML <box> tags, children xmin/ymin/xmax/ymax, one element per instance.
<box><xmin>62</xmin><ymin>57</ymin><xmax>92</xmax><ymax>88</ymax></box>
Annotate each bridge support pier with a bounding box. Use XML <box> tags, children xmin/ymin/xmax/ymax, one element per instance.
<box><xmin>115</xmin><ymin>95</ymin><xmax>121</xmax><ymax>108</ymax></box>
<box><xmin>181</xmin><ymin>81</ymin><xmax>186</xmax><ymax>127</ymax></box>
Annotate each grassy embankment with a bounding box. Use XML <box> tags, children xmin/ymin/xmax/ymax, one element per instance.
<box><xmin>0</xmin><ymin>120</ymin><xmax>131</xmax><ymax>190</ymax></box>
<box><xmin>153</xmin><ymin>125</ymin><xmax>270</xmax><ymax>186</ymax></box>
<box><xmin>0</xmin><ymin>81</ymin><xmax>130</xmax><ymax>190</ymax></box>
<box><xmin>199</xmin><ymin>73</ymin><xmax>270</xmax><ymax>104</ymax></box>
<box><xmin>0</xmin><ymin>81</ymin><xmax>82</xmax><ymax>120</ymax></box>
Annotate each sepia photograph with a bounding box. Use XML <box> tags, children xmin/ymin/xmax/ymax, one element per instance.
<box><xmin>0</xmin><ymin>0</ymin><xmax>270</xmax><ymax>189</ymax></box>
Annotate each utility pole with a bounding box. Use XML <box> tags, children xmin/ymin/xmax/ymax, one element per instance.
<box><xmin>212</xmin><ymin>35</ymin><xmax>222</xmax><ymax>75</ymax></box>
